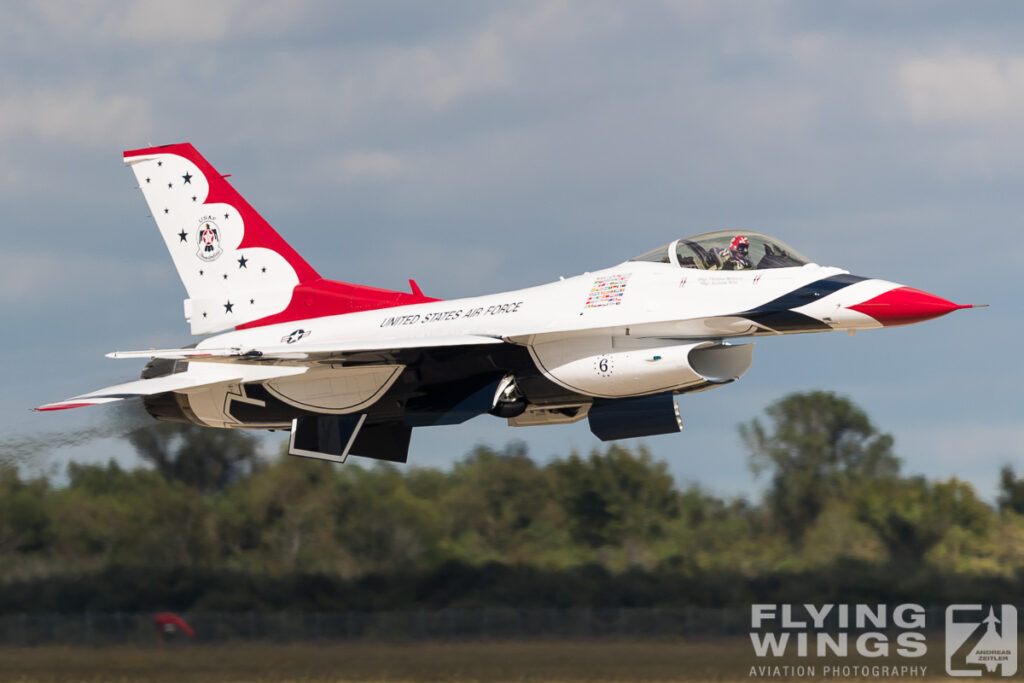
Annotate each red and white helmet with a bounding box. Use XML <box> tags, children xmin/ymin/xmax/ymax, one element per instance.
<box><xmin>730</xmin><ymin>235</ymin><xmax>749</xmax><ymax>256</ymax></box>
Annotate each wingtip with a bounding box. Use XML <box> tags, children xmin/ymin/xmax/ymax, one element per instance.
<box><xmin>35</xmin><ymin>396</ymin><xmax>128</xmax><ymax>411</ymax></box>
<box><xmin>34</xmin><ymin>402</ymin><xmax>97</xmax><ymax>412</ymax></box>
<box><xmin>104</xmin><ymin>350</ymin><xmax>143</xmax><ymax>359</ymax></box>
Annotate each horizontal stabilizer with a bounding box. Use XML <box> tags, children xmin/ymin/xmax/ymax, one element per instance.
<box><xmin>106</xmin><ymin>334</ymin><xmax>506</xmax><ymax>363</ymax></box>
<box><xmin>35</xmin><ymin>363</ymin><xmax>307</xmax><ymax>411</ymax></box>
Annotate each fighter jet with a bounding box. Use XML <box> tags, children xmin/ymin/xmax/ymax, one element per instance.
<box><xmin>37</xmin><ymin>143</ymin><xmax>976</xmax><ymax>464</ymax></box>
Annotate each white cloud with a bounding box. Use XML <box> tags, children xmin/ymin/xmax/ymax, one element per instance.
<box><xmin>0</xmin><ymin>249</ymin><xmax>171</xmax><ymax>306</ymax></box>
<box><xmin>0</xmin><ymin>88</ymin><xmax>152</xmax><ymax>147</ymax></box>
<box><xmin>395</xmin><ymin>30</ymin><xmax>513</xmax><ymax>111</ymax></box>
<box><xmin>19</xmin><ymin>0</ymin><xmax>307</xmax><ymax>45</ymax></box>
<box><xmin>897</xmin><ymin>53</ymin><xmax>1024</xmax><ymax>124</ymax></box>
<box><xmin>319</xmin><ymin>25</ymin><xmax>515</xmax><ymax>118</ymax></box>
<box><xmin>323</xmin><ymin>151</ymin><xmax>411</xmax><ymax>182</ymax></box>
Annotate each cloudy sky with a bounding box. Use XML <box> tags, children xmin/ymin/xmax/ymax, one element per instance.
<box><xmin>2</xmin><ymin>1</ymin><xmax>1021</xmax><ymax>499</ymax></box>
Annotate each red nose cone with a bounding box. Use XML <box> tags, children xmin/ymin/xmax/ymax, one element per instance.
<box><xmin>849</xmin><ymin>287</ymin><xmax>972</xmax><ymax>327</ymax></box>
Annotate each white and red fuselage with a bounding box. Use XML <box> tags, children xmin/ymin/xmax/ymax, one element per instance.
<box><xmin>38</xmin><ymin>144</ymin><xmax>973</xmax><ymax>464</ymax></box>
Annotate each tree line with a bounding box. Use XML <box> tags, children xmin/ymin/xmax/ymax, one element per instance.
<box><xmin>2</xmin><ymin>391</ymin><xmax>1023</xmax><ymax>612</ymax></box>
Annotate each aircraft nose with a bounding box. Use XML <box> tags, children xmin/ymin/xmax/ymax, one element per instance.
<box><xmin>848</xmin><ymin>285</ymin><xmax>974</xmax><ymax>327</ymax></box>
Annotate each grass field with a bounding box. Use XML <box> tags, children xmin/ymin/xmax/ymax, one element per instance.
<box><xmin>0</xmin><ymin>638</ymin><xmax>966</xmax><ymax>682</ymax></box>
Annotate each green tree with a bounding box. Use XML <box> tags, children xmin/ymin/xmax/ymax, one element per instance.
<box><xmin>997</xmin><ymin>465</ymin><xmax>1024</xmax><ymax>514</ymax></box>
<box><xmin>549</xmin><ymin>444</ymin><xmax>680</xmax><ymax>549</ymax></box>
<box><xmin>218</xmin><ymin>454</ymin><xmax>343</xmax><ymax>572</ymax></box>
<box><xmin>0</xmin><ymin>465</ymin><xmax>52</xmax><ymax>554</ymax></box>
<box><xmin>442</xmin><ymin>443</ymin><xmax>566</xmax><ymax>563</ymax></box>
<box><xmin>219</xmin><ymin>454</ymin><xmax>448</xmax><ymax>575</ymax></box>
<box><xmin>740</xmin><ymin>391</ymin><xmax>900</xmax><ymax>540</ymax></box>
<box><xmin>52</xmin><ymin>460</ymin><xmax>214</xmax><ymax>567</ymax></box>
<box><xmin>658</xmin><ymin>486</ymin><xmax>784</xmax><ymax>573</ymax></box>
<box><xmin>127</xmin><ymin>422</ymin><xmax>261</xmax><ymax>494</ymax></box>
<box><xmin>854</xmin><ymin>476</ymin><xmax>993</xmax><ymax>564</ymax></box>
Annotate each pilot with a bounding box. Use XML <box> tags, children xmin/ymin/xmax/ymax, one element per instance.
<box><xmin>710</xmin><ymin>235</ymin><xmax>753</xmax><ymax>270</ymax></box>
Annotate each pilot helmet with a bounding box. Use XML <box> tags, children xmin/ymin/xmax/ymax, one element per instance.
<box><xmin>730</xmin><ymin>235</ymin><xmax>750</xmax><ymax>256</ymax></box>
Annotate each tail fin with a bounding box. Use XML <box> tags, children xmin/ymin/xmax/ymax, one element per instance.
<box><xmin>124</xmin><ymin>143</ymin><xmax>435</xmax><ymax>335</ymax></box>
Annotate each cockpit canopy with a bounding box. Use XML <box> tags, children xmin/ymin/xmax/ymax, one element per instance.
<box><xmin>630</xmin><ymin>230</ymin><xmax>811</xmax><ymax>271</ymax></box>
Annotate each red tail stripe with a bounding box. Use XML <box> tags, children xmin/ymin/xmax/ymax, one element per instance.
<box><xmin>236</xmin><ymin>278</ymin><xmax>439</xmax><ymax>330</ymax></box>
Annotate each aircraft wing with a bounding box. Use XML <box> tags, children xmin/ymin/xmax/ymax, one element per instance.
<box><xmin>38</xmin><ymin>335</ymin><xmax>506</xmax><ymax>412</ymax></box>
<box><xmin>35</xmin><ymin>364</ymin><xmax>308</xmax><ymax>411</ymax></box>
<box><xmin>105</xmin><ymin>334</ymin><xmax>506</xmax><ymax>364</ymax></box>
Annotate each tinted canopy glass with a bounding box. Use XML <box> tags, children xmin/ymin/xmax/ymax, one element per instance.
<box><xmin>631</xmin><ymin>231</ymin><xmax>810</xmax><ymax>270</ymax></box>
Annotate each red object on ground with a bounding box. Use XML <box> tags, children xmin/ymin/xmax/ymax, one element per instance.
<box><xmin>154</xmin><ymin>612</ymin><xmax>195</xmax><ymax>638</ymax></box>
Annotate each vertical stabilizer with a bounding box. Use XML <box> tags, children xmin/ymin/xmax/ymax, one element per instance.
<box><xmin>124</xmin><ymin>143</ymin><xmax>319</xmax><ymax>335</ymax></box>
<box><xmin>124</xmin><ymin>143</ymin><xmax>438</xmax><ymax>335</ymax></box>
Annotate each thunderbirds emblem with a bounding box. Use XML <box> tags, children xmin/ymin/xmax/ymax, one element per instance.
<box><xmin>196</xmin><ymin>220</ymin><xmax>223</xmax><ymax>261</ymax></box>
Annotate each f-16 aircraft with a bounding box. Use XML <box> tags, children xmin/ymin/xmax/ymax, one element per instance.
<box><xmin>38</xmin><ymin>143</ymin><xmax>975</xmax><ymax>464</ymax></box>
